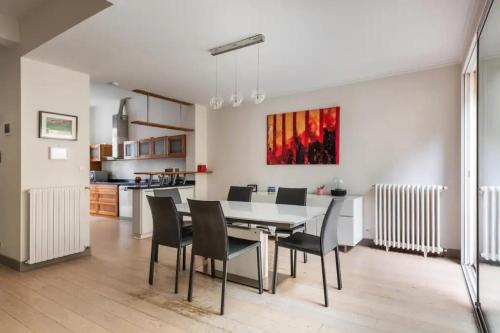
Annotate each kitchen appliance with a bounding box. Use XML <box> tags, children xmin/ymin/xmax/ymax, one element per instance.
<box><xmin>119</xmin><ymin>185</ymin><xmax>133</xmax><ymax>219</ymax></box>
<box><xmin>90</xmin><ymin>170</ymin><xmax>109</xmax><ymax>182</ymax></box>
<box><xmin>112</xmin><ymin>97</ymin><xmax>131</xmax><ymax>158</ymax></box>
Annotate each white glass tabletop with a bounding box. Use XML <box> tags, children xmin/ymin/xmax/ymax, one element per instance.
<box><xmin>176</xmin><ymin>200</ymin><xmax>327</xmax><ymax>229</ymax></box>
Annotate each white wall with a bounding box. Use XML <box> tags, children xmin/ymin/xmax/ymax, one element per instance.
<box><xmin>207</xmin><ymin>65</ymin><xmax>462</xmax><ymax>249</ymax></box>
<box><xmin>0</xmin><ymin>48</ymin><xmax>22</xmax><ymax>261</ymax></box>
<box><xmin>20</xmin><ymin>57</ymin><xmax>91</xmax><ymax>261</ymax></box>
<box><xmin>90</xmin><ymin>82</ymin><xmax>195</xmax><ymax>179</ymax></box>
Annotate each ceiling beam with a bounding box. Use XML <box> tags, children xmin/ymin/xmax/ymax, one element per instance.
<box><xmin>132</xmin><ymin>89</ymin><xmax>193</xmax><ymax>106</ymax></box>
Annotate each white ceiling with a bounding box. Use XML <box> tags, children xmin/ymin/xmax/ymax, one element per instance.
<box><xmin>0</xmin><ymin>0</ymin><xmax>48</xmax><ymax>18</ymax></box>
<box><xmin>26</xmin><ymin>0</ymin><xmax>481</xmax><ymax>105</ymax></box>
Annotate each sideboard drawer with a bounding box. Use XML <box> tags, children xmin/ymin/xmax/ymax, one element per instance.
<box><xmin>339</xmin><ymin>199</ymin><xmax>354</xmax><ymax>217</ymax></box>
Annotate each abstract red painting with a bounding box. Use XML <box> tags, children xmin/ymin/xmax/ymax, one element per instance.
<box><xmin>267</xmin><ymin>107</ymin><xmax>340</xmax><ymax>165</ymax></box>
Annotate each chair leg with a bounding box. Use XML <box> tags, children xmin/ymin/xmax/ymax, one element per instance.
<box><xmin>220</xmin><ymin>260</ymin><xmax>228</xmax><ymax>315</ymax></box>
<box><xmin>183</xmin><ymin>246</ymin><xmax>187</xmax><ymax>271</ymax></box>
<box><xmin>187</xmin><ymin>251</ymin><xmax>195</xmax><ymax>302</ymax></box>
<box><xmin>335</xmin><ymin>247</ymin><xmax>342</xmax><ymax>290</ymax></box>
<box><xmin>272</xmin><ymin>241</ymin><xmax>279</xmax><ymax>294</ymax></box>
<box><xmin>289</xmin><ymin>249</ymin><xmax>294</xmax><ymax>276</ymax></box>
<box><xmin>175</xmin><ymin>247</ymin><xmax>181</xmax><ymax>294</ymax></box>
<box><xmin>293</xmin><ymin>250</ymin><xmax>297</xmax><ymax>278</ymax></box>
<box><xmin>303</xmin><ymin>224</ymin><xmax>308</xmax><ymax>263</ymax></box>
<box><xmin>257</xmin><ymin>245</ymin><xmax>263</xmax><ymax>294</ymax></box>
<box><xmin>211</xmin><ymin>259</ymin><xmax>216</xmax><ymax>278</ymax></box>
<box><xmin>155</xmin><ymin>243</ymin><xmax>159</xmax><ymax>263</ymax></box>
<box><xmin>320</xmin><ymin>254</ymin><xmax>329</xmax><ymax>307</ymax></box>
<box><xmin>149</xmin><ymin>242</ymin><xmax>156</xmax><ymax>285</ymax></box>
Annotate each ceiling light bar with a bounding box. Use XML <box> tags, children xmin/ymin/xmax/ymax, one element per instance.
<box><xmin>209</xmin><ymin>34</ymin><xmax>265</xmax><ymax>56</ymax></box>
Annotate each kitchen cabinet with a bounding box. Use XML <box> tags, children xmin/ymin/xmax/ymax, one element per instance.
<box><xmin>90</xmin><ymin>184</ymin><xmax>119</xmax><ymax>217</ymax></box>
<box><xmin>132</xmin><ymin>186</ymin><xmax>194</xmax><ymax>238</ymax></box>
<box><xmin>152</xmin><ymin>136</ymin><xmax>167</xmax><ymax>158</ymax></box>
<box><xmin>138</xmin><ymin>138</ymin><xmax>153</xmax><ymax>159</ymax></box>
<box><xmin>167</xmin><ymin>135</ymin><xmax>186</xmax><ymax>158</ymax></box>
<box><xmin>90</xmin><ymin>144</ymin><xmax>112</xmax><ymax>162</ymax></box>
<box><xmin>123</xmin><ymin>141</ymin><xmax>138</xmax><ymax>159</ymax></box>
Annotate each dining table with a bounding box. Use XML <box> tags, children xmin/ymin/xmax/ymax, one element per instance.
<box><xmin>176</xmin><ymin>200</ymin><xmax>328</xmax><ymax>290</ymax></box>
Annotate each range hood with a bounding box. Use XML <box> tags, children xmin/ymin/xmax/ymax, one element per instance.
<box><xmin>112</xmin><ymin>97</ymin><xmax>131</xmax><ymax>158</ymax></box>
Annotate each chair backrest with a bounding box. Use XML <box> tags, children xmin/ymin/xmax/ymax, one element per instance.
<box><xmin>154</xmin><ymin>188</ymin><xmax>182</xmax><ymax>204</ymax></box>
<box><xmin>320</xmin><ymin>198</ymin><xmax>344</xmax><ymax>254</ymax></box>
<box><xmin>187</xmin><ymin>199</ymin><xmax>228</xmax><ymax>260</ymax></box>
<box><xmin>147</xmin><ymin>196</ymin><xmax>183</xmax><ymax>247</ymax></box>
<box><xmin>276</xmin><ymin>187</ymin><xmax>307</xmax><ymax>206</ymax></box>
<box><xmin>227</xmin><ymin>186</ymin><xmax>253</xmax><ymax>202</ymax></box>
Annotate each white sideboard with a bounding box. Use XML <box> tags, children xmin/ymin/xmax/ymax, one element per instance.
<box><xmin>252</xmin><ymin>192</ymin><xmax>363</xmax><ymax>248</ymax></box>
<box><xmin>132</xmin><ymin>186</ymin><xmax>195</xmax><ymax>239</ymax></box>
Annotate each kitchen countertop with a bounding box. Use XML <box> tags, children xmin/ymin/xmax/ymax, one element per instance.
<box><xmin>90</xmin><ymin>179</ymin><xmax>195</xmax><ymax>189</ymax></box>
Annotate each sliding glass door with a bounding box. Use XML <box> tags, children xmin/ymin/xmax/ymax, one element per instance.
<box><xmin>477</xmin><ymin>0</ymin><xmax>500</xmax><ymax>331</ymax></box>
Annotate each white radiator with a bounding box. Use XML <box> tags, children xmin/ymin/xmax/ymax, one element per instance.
<box><xmin>28</xmin><ymin>186</ymin><xmax>89</xmax><ymax>264</ymax></box>
<box><xmin>374</xmin><ymin>184</ymin><xmax>446</xmax><ymax>257</ymax></box>
<box><xmin>480</xmin><ymin>186</ymin><xmax>500</xmax><ymax>262</ymax></box>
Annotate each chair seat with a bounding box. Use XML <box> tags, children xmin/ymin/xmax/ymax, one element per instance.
<box><xmin>227</xmin><ymin>237</ymin><xmax>260</xmax><ymax>260</ymax></box>
<box><xmin>277</xmin><ymin>232</ymin><xmax>321</xmax><ymax>255</ymax></box>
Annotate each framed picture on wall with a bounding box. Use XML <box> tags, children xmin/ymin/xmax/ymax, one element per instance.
<box><xmin>266</xmin><ymin>106</ymin><xmax>340</xmax><ymax>165</ymax></box>
<box><xmin>38</xmin><ymin>111</ymin><xmax>78</xmax><ymax>141</ymax></box>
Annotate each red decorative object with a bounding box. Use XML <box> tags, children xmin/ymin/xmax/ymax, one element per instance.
<box><xmin>197</xmin><ymin>164</ymin><xmax>207</xmax><ymax>172</ymax></box>
<box><xmin>267</xmin><ymin>107</ymin><xmax>340</xmax><ymax>165</ymax></box>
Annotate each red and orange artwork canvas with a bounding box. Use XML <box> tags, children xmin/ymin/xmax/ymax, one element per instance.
<box><xmin>266</xmin><ymin>107</ymin><xmax>340</xmax><ymax>165</ymax></box>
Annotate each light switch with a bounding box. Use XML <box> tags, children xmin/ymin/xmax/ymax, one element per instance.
<box><xmin>49</xmin><ymin>147</ymin><xmax>68</xmax><ymax>160</ymax></box>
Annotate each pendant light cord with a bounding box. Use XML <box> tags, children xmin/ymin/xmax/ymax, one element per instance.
<box><xmin>215</xmin><ymin>56</ymin><xmax>219</xmax><ymax>98</ymax></box>
<box><xmin>234</xmin><ymin>52</ymin><xmax>238</xmax><ymax>94</ymax></box>
<box><xmin>257</xmin><ymin>45</ymin><xmax>260</xmax><ymax>91</ymax></box>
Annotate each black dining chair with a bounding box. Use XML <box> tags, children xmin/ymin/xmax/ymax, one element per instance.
<box><xmin>227</xmin><ymin>186</ymin><xmax>253</xmax><ymax>202</ymax></box>
<box><xmin>147</xmin><ymin>196</ymin><xmax>192</xmax><ymax>294</ymax></box>
<box><xmin>275</xmin><ymin>187</ymin><xmax>308</xmax><ymax>274</ymax></box>
<box><xmin>227</xmin><ymin>186</ymin><xmax>253</xmax><ymax>227</ymax></box>
<box><xmin>272</xmin><ymin>198</ymin><xmax>343</xmax><ymax>307</ymax></box>
<box><xmin>154</xmin><ymin>188</ymin><xmax>191</xmax><ymax>266</ymax></box>
<box><xmin>154</xmin><ymin>188</ymin><xmax>182</xmax><ymax>204</ymax></box>
<box><xmin>187</xmin><ymin>199</ymin><xmax>263</xmax><ymax>315</ymax></box>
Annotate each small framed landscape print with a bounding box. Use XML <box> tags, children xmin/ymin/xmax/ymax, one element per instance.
<box><xmin>39</xmin><ymin>111</ymin><xmax>78</xmax><ymax>141</ymax></box>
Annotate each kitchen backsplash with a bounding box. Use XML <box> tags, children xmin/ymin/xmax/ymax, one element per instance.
<box><xmin>102</xmin><ymin>159</ymin><xmax>187</xmax><ymax>179</ymax></box>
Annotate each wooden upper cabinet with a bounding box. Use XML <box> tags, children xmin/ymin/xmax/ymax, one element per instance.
<box><xmin>138</xmin><ymin>138</ymin><xmax>153</xmax><ymax>159</ymax></box>
<box><xmin>90</xmin><ymin>144</ymin><xmax>112</xmax><ymax>162</ymax></box>
<box><xmin>123</xmin><ymin>141</ymin><xmax>138</xmax><ymax>159</ymax></box>
<box><xmin>167</xmin><ymin>135</ymin><xmax>186</xmax><ymax>158</ymax></box>
<box><xmin>152</xmin><ymin>136</ymin><xmax>167</xmax><ymax>158</ymax></box>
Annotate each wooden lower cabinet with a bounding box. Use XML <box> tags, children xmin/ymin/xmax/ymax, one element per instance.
<box><xmin>90</xmin><ymin>184</ymin><xmax>119</xmax><ymax>217</ymax></box>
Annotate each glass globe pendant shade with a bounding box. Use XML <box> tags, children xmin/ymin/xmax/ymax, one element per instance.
<box><xmin>229</xmin><ymin>93</ymin><xmax>244</xmax><ymax>107</ymax></box>
<box><xmin>251</xmin><ymin>89</ymin><xmax>266</xmax><ymax>104</ymax></box>
<box><xmin>209</xmin><ymin>96</ymin><xmax>224</xmax><ymax>110</ymax></box>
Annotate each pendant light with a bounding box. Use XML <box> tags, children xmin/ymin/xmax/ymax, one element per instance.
<box><xmin>229</xmin><ymin>52</ymin><xmax>243</xmax><ymax>107</ymax></box>
<box><xmin>251</xmin><ymin>45</ymin><xmax>266</xmax><ymax>104</ymax></box>
<box><xmin>209</xmin><ymin>56</ymin><xmax>224</xmax><ymax>110</ymax></box>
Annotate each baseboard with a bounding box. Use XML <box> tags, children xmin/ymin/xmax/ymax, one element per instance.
<box><xmin>0</xmin><ymin>253</ymin><xmax>22</xmax><ymax>271</ymax></box>
<box><xmin>358</xmin><ymin>238</ymin><xmax>460</xmax><ymax>259</ymax></box>
<box><xmin>0</xmin><ymin>247</ymin><xmax>91</xmax><ymax>272</ymax></box>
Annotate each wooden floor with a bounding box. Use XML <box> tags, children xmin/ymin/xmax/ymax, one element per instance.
<box><xmin>0</xmin><ymin>217</ymin><xmax>476</xmax><ymax>333</ymax></box>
